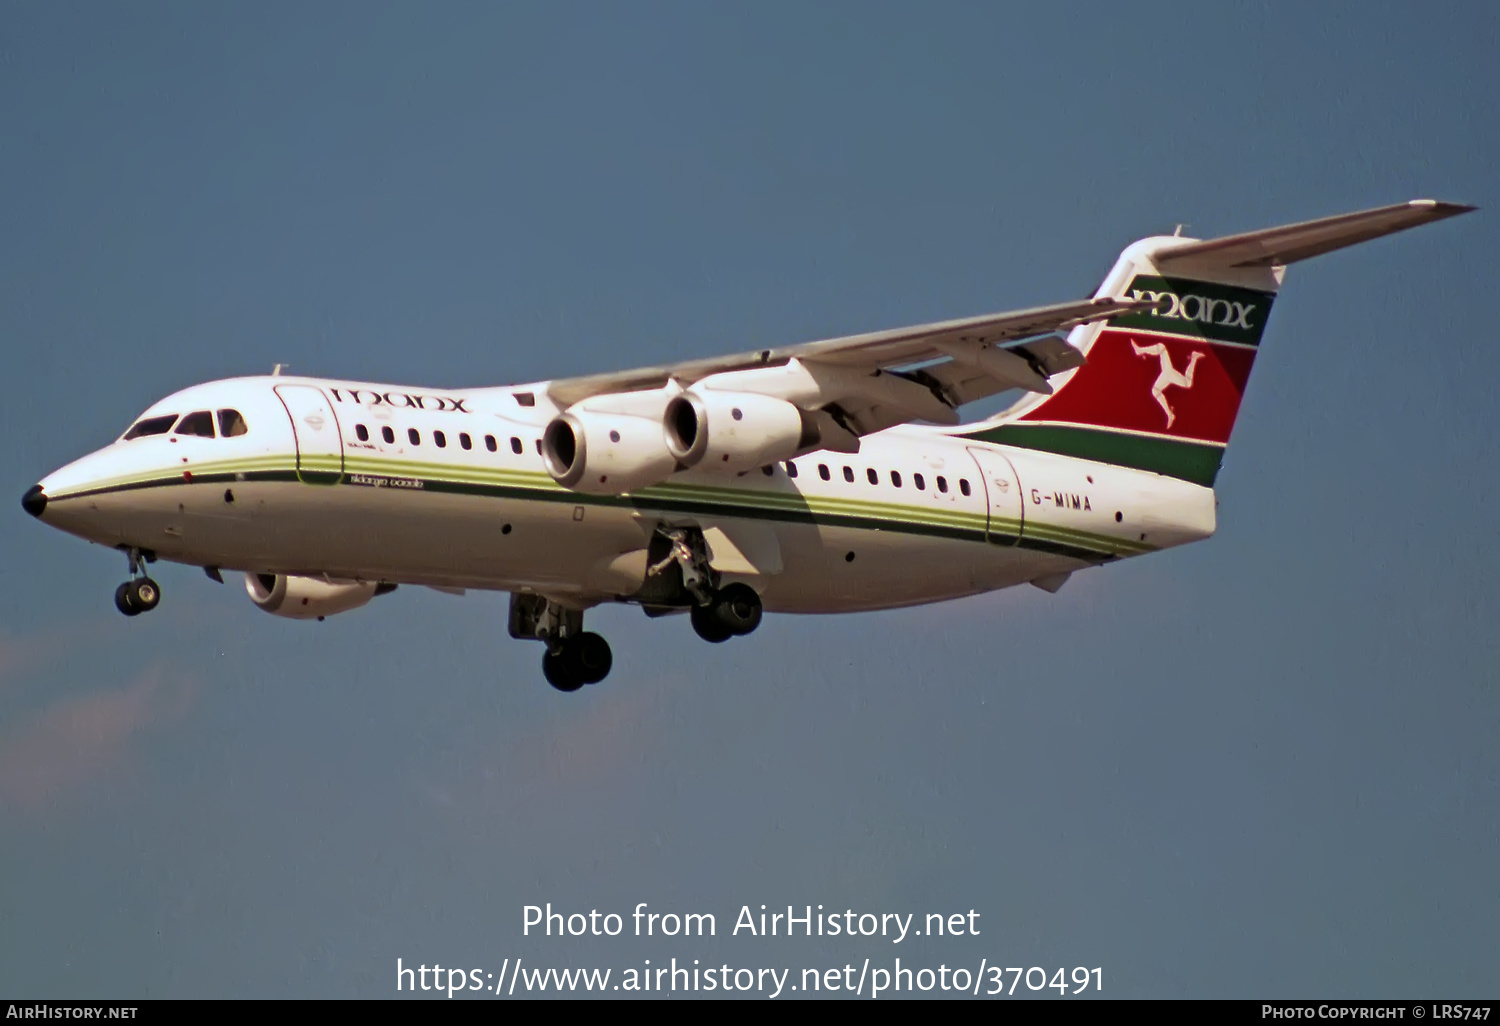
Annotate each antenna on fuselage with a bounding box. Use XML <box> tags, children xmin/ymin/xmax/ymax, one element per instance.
<box><xmin>1172</xmin><ymin>224</ymin><xmax>1188</xmax><ymax>237</ymax></box>
<box><xmin>272</xmin><ymin>363</ymin><xmax>288</xmax><ymax>376</ymax></box>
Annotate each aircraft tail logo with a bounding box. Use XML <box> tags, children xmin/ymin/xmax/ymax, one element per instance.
<box><xmin>1131</xmin><ymin>341</ymin><xmax>1205</xmax><ymax>429</ymax></box>
<box><xmin>960</xmin><ymin>269</ymin><xmax>1277</xmax><ymax>488</ymax></box>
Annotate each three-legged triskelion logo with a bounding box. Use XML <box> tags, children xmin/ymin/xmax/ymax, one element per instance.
<box><xmin>1131</xmin><ymin>340</ymin><xmax>1204</xmax><ymax>429</ymax></box>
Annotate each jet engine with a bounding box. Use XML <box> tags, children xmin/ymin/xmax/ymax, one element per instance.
<box><xmin>244</xmin><ymin>573</ymin><xmax>383</xmax><ymax>620</ymax></box>
<box><xmin>664</xmin><ymin>390</ymin><xmax>819</xmax><ymax>473</ymax></box>
<box><xmin>541</xmin><ymin>388</ymin><xmax>680</xmax><ymax>494</ymax></box>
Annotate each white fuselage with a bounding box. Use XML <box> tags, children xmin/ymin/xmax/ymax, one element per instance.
<box><xmin>32</xmin><ymin>375</ymin><xmax>1216</xmax><ymax>614</ymax></box>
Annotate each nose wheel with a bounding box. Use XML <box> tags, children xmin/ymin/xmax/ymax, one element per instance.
<box><xmin>114</xmin><ymin>578</ymin><xmax>161</xmax><ymax>616</ymax></box>
<box><xmin>114</xmin><ymin>547</ymin><xmax>162</xmax><ymax>616</ymax></box>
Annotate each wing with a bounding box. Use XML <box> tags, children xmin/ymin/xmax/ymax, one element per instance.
<box><xmin>545</xmin><ymin>295</ymin><xmax>1155</xmax><ymax>436</ymax></box>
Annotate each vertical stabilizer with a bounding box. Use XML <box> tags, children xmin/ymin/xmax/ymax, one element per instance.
<box><xmin>962</xmin><ymin>200</ymin><xmax>1473</xmax><ymax>486</ymax></box>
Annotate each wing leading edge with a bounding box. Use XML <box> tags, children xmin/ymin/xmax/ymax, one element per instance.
<box><xmin>544</xmin><ymin>295</ymin><xmax>1156</xmax><ymax>421</ymax></box>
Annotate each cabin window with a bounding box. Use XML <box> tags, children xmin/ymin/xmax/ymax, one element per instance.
<box><xmin>761</xmin><ymin>465</ymin><xmax>774</xmax><ymax>476</ymax></box>
<box><xmin>959</xmin><ymin>478</ymin><xmax>971</xmax><ymax>496</ymax></box>
<box><xmin>459</xmin><ymin>432</ymin><xmax>472</xmax><ymax>450</ymax></box>
<box><xmin>866</xmin><ymin>468</ymin><xmax>878</xmax><ymax>485</ymax></box>
<box><xmin>408</xmin><ymin>428</ymin><xmax>421</xmax><ymax>445</ymax></box>
<box><xmin>217</xmin><ymin>409</ymin><xmax>248</xmax><ymax>437</ymax></box>
<box><xmin>843</xmin><ymin>466</ymin><xmax>855</xmax><ymax>483</ymax></box>
<box><xmin>175</xmin><ymin>410</ymin><xmax>215</xmax><ymax>438</ymax></box>
<box><xmin>434</xmin><ymin>430</ymin><xmax>447</xmax><ymax>448</ymax></box>
<box><xmin>891</xmin><ymin>470</ymin><xmax>902</xmax><ymax>488</ymax></box>
<box><xmin>485</xmin><ymin>434</ymin><xmax>497</xmax><ymax>452</ymax></box>
<box><xmin>937</xmin><ymin>476</ymin><xmax>948</xmax><ymax>493</ymax></box>
<box><xmin>382</xmin><ymin>426</ymin><xmax>395</xmax><ymax>444</ymax></box>
<box><xmin>913</xmin><ymin>472</ymin><xmax>925</xmax><ymax>490</ymax></box>
<box><xmin>786</xmin><ymin>461</ymin><xmax>798</xmax><ymax>478</ymax></box>
<box><xmin>510</xmin><ymin>436</ymin><xmax>523</xmax><ymax>454</ymax></box>
<box><xmin>123</xmin><ymin>414</ymin><xmax>178</xmax><ymax>439</ymax></box>
<box><xmin>355</xmin><ymin>424</ymin><xmax>369</xmax><ymax>442</ymax></box>
<box><xmin>818</xmin><ymin>464</ymin><xmax>831</xmax><ymax>481</ymax></box>
<box><xmin>535</xmin><ymin>439</ymin><xmax>542</xmax><ymax>454</ymax></box>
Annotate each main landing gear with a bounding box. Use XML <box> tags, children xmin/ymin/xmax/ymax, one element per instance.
<box><xmin>689</xmin><ymin>582</ymin><xmax>763</xmax><ymax>644</ymax></box>
<box><xmin>541</xmin><ymin>633</ymin><xmax>613</xmax><ymax>692</ymax></box>
<box><xmin>113</xmin><ymin>546</ymin><xmax>162</xmax><ymax>617</ymax></box>
<box><xmin>507</xmin><ymin>525</ymin><xmax>766</xmax><ymax>693</ymax></box>
<box><xmin>650</xmin><ymin>526</ymin><xmax>763</xmax><ymax>645</ymax></box>
<box><xmin>509</xmin><ymin>593</ymin><xmax>613</xmax><ymax>693</ymax></box>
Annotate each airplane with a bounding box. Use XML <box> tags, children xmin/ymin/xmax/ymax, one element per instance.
<box><xmin>21</xmin><ymin>200</ymin><xmax>1473</xmax><ymax>692</ymax></box>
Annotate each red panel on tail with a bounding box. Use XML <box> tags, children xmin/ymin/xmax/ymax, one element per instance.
<box><xmin>1019</xmin><ymin>329</ymin><xmax>1255</xmax><ymax>446</ymax></box>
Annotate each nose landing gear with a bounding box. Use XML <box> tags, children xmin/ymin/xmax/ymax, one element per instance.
<box><xmin>113</xmin><ymin>546</ymin><xmax>162</xmax><ymax>617</ymax></box>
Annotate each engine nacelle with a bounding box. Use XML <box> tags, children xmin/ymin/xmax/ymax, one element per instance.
<box><xmin>664</xmin><ymin>390</ymin><xmax>817</xmax><ymax>473</ymax></box>
<box><xmin>245</xmin><ymin>573</ymin><xmax>379</xmax><ymax>620</ymax></box>
<box><xmin>541</xmin><ymin>389</ymin><xmax>679</xmax><ymax>494</ymax></box>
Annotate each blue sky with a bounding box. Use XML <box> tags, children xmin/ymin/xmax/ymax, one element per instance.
<box><xmin>1</xmin><ymin>2</ymin><xmax>1495</xmax><ymax>998</ymax></box>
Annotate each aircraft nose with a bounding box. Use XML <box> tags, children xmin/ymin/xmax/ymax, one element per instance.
<box><xmin>21</xmin><ymin>484</ymin><xmax>47</xmax><ymax>518</ymax></box>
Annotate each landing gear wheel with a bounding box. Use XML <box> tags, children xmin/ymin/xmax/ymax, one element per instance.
<box><xmin>542</xmin><ymin>648</ymin><xmax>584</xmax><ymax>692</ymax></box>
<box><xmin>127</xmin><ymin>577</ymin><xmax>161</xmax><ymax>613</ymax></box>
<box><xmin>115</xmin><ymin>582</ymin><xmax>141</xmax><ymax>617</ymax></box>
<box><xmin>711</xmin><ymin>583</ymin><xmax>763</xmax><ymax>637</ymax></box>
<box><xmin>690</xmin><ymin>603</ymin><xmax>733</xmax><ymax>643</ymax></box>
<box><xmin>570</xmin><ymin>632</ymin><xmax>613</xmax><ymax>685</ymax></box>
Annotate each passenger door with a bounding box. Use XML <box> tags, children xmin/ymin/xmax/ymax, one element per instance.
<box><xmin>275</xmin><ymin>385</ymin><xmax>344</xmax><ymax>484</ymax></box>
<box><xmin>965</xmin><ymin>446</ymin><xmax>1024</xmax><ymax>545</ymax></box>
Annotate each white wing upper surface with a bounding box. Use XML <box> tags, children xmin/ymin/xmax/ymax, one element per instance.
<box><xmin>543</xmin><ymin>295</ymin><xmax>1155</xmax><ymax>437</ymax></box>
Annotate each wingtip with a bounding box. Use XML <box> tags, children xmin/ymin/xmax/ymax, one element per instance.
<box><xmin>1410</xmin><ymin>198</ymin><xmax>1478</xmax><ymax>216</ymax></box>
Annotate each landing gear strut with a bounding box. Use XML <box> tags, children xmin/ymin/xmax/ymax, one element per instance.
<box><xmin>647</xmin><ymin>527</ymin><xmax>764</xmax><ymax>644</ymax></box>
<box><xmin>509</xmin><ymin>593</ymin><xmax>613</xmax><ymax>692</ymax></box>
<box><xmin>113</xmin><ymin>546</ymin><xmax>161</xmax><ymax>617</ymax></box>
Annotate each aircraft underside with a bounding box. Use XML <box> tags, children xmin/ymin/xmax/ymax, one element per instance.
<box><xmin>61</xmin><ymin>475</ymin><xmax>1095</xmax><ymax>612</ymax></box>
<box><xmin>40</xmin><ymin>444</ymin><xmax>1181</xmax><ymax>692</ymax></box>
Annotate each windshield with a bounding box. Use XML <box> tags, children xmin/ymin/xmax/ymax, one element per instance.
<box><xmin>174</xmin><ymin>411</ymin><xmax>215</xmax><ymax>437</ymax></box>
<box><xmin>217</xmin><ymin>409</ymin><xmax>248</xmax><ymax>436</ymax></box>
<box><xmin>123</xmin><ymin>414</ymin><xmax>179</xmax><ymax>440</ymax></box>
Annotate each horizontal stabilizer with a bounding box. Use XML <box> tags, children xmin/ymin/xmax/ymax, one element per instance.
<box><xmin>1155</xmin><ymin>199</ymin><xmax>1475</xmax><ymax>269</ymax></box>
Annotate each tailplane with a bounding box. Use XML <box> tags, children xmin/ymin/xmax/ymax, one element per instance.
<box><xmin>963</xmin><ymin>200</ymin><xmax>1473</xmax><ymax>486</ymax></box>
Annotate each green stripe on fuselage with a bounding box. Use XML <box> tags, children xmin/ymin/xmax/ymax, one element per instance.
<box><xmin>960</xmin><ymin>424</ymin><xmax>1225</xmax><ymax>488</ymax></box>
<box><xmin>53</xmin><ymin>454</ymin><xmax>1154</xmax><ymax>562</ymax></box>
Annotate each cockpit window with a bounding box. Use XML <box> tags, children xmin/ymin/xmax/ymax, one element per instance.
<box><xmin>175</xmin><ymin>411</ymin><xmax>216</xmax><ymax>437</ymax></box>
<box><xmin>123</xmin><ymin>414</ymin><xmax>179</xmax><ymax>440</ymax></box>
<box><xmin>217</xmin><ymin>409</ymin><xmax>248</xmax><ymax>437</ymax></box>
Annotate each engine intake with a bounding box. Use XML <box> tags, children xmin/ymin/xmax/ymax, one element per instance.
<box><xmin>541</xmin><ymin>389</ymin><xmax>680</xmax><ymax>494</ymax></box>
<box><xmin>664</xmin><ymin>391</ymin><xmax>818</xmax><ymax>473</ymax></box>
<box><xmin>245</xmin><ymin>573</ymin><xmax>382</xmax><ymax>620</ymax></box>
